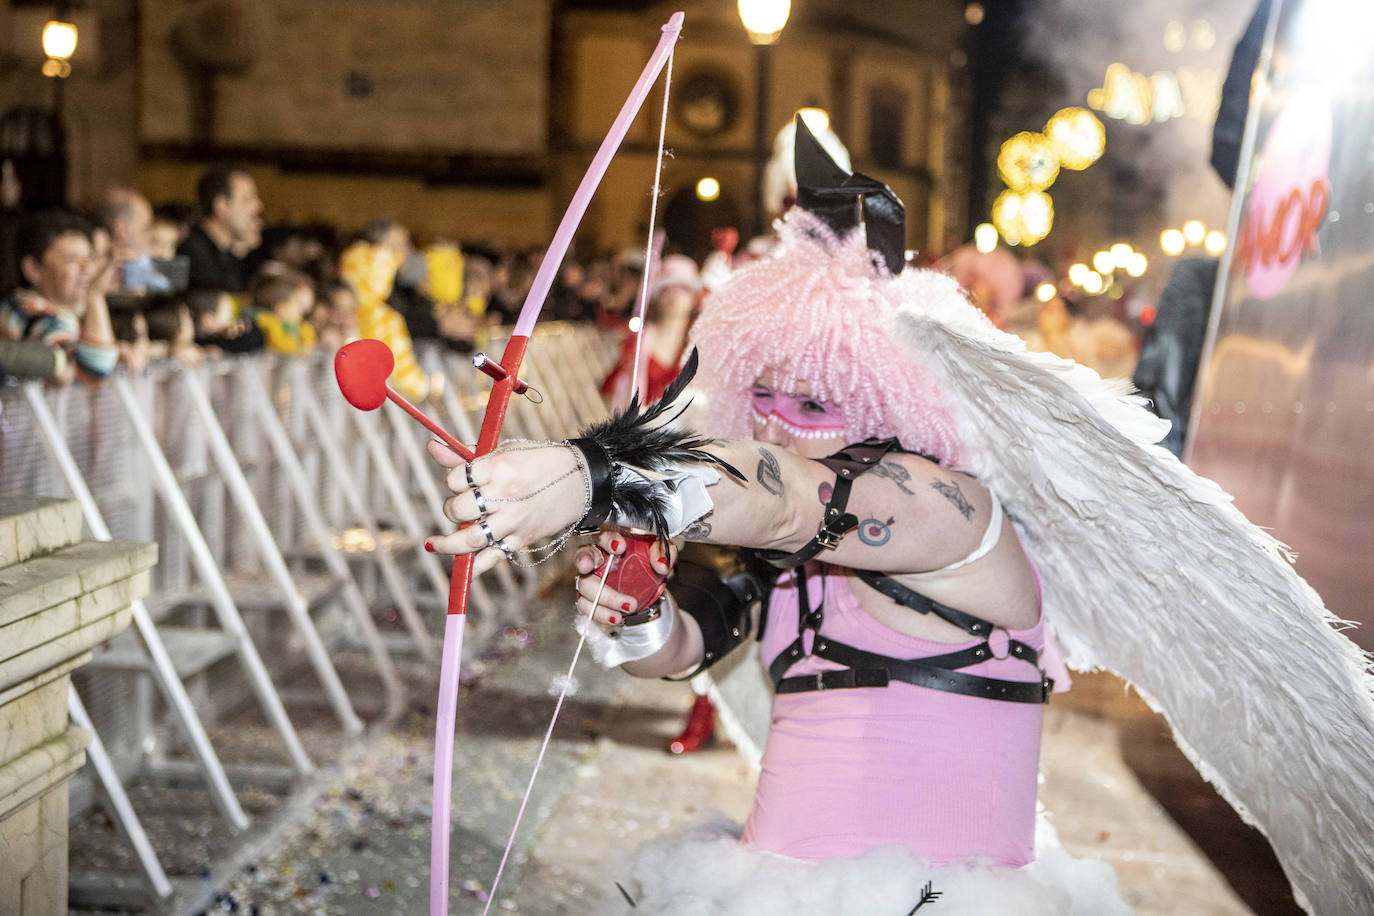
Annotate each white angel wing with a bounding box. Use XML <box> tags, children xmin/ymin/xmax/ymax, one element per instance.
<box><xmin>894</xmin><ymin>302</ymin><xmax>1374</xmax><ymax>916</ymax></box>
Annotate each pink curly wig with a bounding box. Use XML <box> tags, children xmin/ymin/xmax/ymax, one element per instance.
<box><xmin>688</xmin><ymin>211</ymin><xmax>966</xmax><ymax>465</ymax></box>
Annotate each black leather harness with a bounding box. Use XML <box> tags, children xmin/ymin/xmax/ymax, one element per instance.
<box><xmin>759</xmin><ymin>438</ymin><xmax>1052</xmax><ymax>705</ymax></box>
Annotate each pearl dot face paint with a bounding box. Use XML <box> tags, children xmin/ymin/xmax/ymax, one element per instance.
<box><xmin>750</xmin><ymin>386</ymin><xmax>847</xmax><ymax>440</ymax></box>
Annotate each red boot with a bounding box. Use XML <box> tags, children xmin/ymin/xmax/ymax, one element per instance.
<box><xmin>668</xmin><ymin>694</ymin><xmax>715</xmax><ymax>754</ymax></box>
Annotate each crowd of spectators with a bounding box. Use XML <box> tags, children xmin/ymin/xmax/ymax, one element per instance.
<box><xmin>0</xmin><ymin>162</ymin><xmax>662</xmax><ymax>392</ymax></box>
<box><xmin>0</xmin><ymin>159</ymin><xmax>1146</xmax><ymax>400</ymax></box>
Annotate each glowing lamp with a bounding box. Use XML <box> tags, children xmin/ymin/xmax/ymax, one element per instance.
<box><xmin>738</xmin><ymin>0</ymin><xmax>790</xmax><ymax>44</ymax></box>
<box><xmin>42</xmin><ymin>20</ymin><xmax>78</xmax><ymax>61</ymax></box>
<box><xmin>797</xmin><ymin>108</ymin><xmax>829</xmax><ymax>134</ymax></box>
<box><xmin>695</xmin><ymin>177</ymin><xmax>721</xmax><ymax>201</ymax></box>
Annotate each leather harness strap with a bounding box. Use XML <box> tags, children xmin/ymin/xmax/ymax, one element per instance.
<box><xmin>761</xmin><ymin>439</ymin><xmax>1052</xmax><ymax>705</ymax></box>
<box><xmin>756</xmin><ymin>437</ymin><xmax>903</xmax><ymax>569</ymax></box>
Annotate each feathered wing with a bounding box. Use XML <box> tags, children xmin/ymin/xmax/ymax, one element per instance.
<box><xmin>893</xmin><ymin>303</ymin><xmax>1374</xmax><ymax>916</ymax></box>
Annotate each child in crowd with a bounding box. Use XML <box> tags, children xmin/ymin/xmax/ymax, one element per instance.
<box><xmin>250</xmin><ymin>267</ymin><xmax>316</xmax><ymax>355</ymax></box>
<box><xmin>188</xmin><ymin>288</ymin><xmax>264</xmax><ymax>355</ymax></box>
<box><xmin>310</xmin><ymin>280</ymin><xmax>360</xmax><ymax>351</ymax></box>
<box><xmin>149</xmin><ymin>204</ymin><xmax>191</xmax><ymax>261</ymax></box>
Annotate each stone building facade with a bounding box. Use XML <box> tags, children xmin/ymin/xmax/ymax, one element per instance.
<box><xmin>1</xmin><ymin>0</ymin><xmax>970</xmax><ymax>256</ymax></box>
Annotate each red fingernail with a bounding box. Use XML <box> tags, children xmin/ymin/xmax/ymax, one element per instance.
<box><xmin>621</xmin><ymin>601</ymin><xmax>631</xmax><ymax>611</ymax></box>
<box><xmin>610</xmin><ymin>539</ymin><xmax>621</xmax><ymax>551</ymax></box>
<box><xmin>424</xmin><ymin>541</ymin><xmax>436</xmax><ymax>553</ymax></box>
<box><xmin>608</xmin><ymin>615</ymin><xmax>618</xmax><ymax>625</ymax></box>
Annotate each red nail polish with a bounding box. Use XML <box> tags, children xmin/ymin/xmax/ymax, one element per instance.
<box><xmin>424</xmin><ymin>541</ymin><xmax>436</xmax><ymax>553</ymax></box>
<box><xmin>621</xmin><ymin>601</ymin><xmax>631</xmax><ymax>611</ymax></box>
<box><xmin>608</xmin><ymin>615</ymin><xmax>618</xmax><ymax>625</ymax></box>
<box><xmin>610</xmin><ymin>539</ymin><xmax>621</xmax><ymax>551</ymax></box>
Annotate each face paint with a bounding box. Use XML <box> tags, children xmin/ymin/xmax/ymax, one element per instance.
<box><xmin>750</xmin><ymin>386</ymin><xmax>846</xmax><ymax>439</ymax></box>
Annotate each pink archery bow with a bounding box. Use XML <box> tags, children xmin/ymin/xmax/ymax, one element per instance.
<box><xmin>429</xmin><ymin>14</ymin><xmax>684</xmax><ymax>914</ymax></box>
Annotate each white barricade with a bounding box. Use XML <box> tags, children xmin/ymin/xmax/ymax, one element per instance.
<box><xmin>0</xmin><ymin>319</ymin><xmax>621</xmax><ymax>906</ymax></box>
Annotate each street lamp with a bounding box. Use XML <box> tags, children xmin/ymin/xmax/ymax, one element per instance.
<box><xmin>41</xmin><ymin>14</ymin><xmax>78</xmax><ymax>135</ymax></box>
<box><xmin>739</xmin><ymin>0</ymin><xmax>790</xmax><ymax>238</ymax></box>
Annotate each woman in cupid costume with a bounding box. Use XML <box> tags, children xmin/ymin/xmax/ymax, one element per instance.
<box><xmin>426</xmin><ymin>121</ymin><xmax>1374</xmax><ymax>914</ymax></box>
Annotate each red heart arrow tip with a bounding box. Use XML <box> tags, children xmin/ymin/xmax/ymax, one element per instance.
<box><xmin>335</xmin><ymin>338</ymin><xmax>395</xmax><ymax>410</ymax></box>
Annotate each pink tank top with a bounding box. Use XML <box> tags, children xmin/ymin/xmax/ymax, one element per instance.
<box><xmin>742</xmin><ymin>564</ymin><xmax>1045</xmax><ymax>866</ymax></box>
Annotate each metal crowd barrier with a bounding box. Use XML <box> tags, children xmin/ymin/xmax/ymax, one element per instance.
<box><xmin>0</xmin><ymin>320</ymin><xmax>621</xmax><ymax>908</ymax></box>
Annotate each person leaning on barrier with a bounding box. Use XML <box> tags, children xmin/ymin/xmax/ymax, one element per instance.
<box><xmin>1</xmin><ymin>210</ymin><xmax>118</xmax><ymax>385</ymax></box>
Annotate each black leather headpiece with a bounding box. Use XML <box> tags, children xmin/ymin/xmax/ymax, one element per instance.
<box><xmin>793</xmin><ymin>114</ymin><xmax>907</xmax><ymax>275</ymax></box>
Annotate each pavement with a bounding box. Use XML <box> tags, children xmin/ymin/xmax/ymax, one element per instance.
<box><xmin>68</xmin><ymin>566</ymin><xmax>1297</xmax><ymax>915</ymax></box>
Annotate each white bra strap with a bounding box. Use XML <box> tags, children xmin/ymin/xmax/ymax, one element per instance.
<box><xmin>933</xmin><ymin>496</ymin><xmax>1003</xmax><ymax>572</ymax></box>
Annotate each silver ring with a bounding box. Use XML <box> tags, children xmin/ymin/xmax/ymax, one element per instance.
<box><xmin>472</xmin><ymin>485</ymin><xmax>489</xmax><ymax>516</ymax></box>
<box><xmin>465</xmin><ymin>461</ymin><xmax>478</xmax><ymax>488</ymax></box>
<box><xmin>495</xmin><ymin>538</ymin><xmax>517</xmax><ymax>563</ymax></box>
<box><xmin>478</xmin><ymin>518</ymin><xmax>498</xmax><ymax>549</ymax></box>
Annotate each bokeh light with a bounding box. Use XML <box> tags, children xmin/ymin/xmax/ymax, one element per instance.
<box><xmin>797</xmin><ymin>107</ymin><xmax>829</xmax><ymax>134</ymax></box>
<box><xmin>1043</xmin><ymin>107</ymin><xmax>1106</xmax><ymax>171</ymax></box>
<box><xmin>1092</xmin><ymin>250</ymin><xmax>1114</xmax><ymax>274</ymax></box>
<box><xmin>1161</xmin><ymin>229</ymin><xmax>1186</xmax><ymax>255</ymax></box>
<box><xmin>1125</xmin><ymin>252</ymin><xmax>1148</xmax><ymax>277</ymax></box>
<box><xmin>695</xmin><ymin>177</ymin><xmax>721</xmax><ymax>201</ymax></box>
<box><xmin>1182</xmin><ymin>220</ymin><xmax>1206</xmax><ymax>244</ymax></box>
<box><xmin>997</xmin><ymin>132</ymin><xmax>1060</xmax><ymax>191</ymax></box>
<box><xmin>991</xmin><ymin>189</ymin><xmax>1054</xmax><ymax>246</ymax></box>
<box><xmin>974</xmin><ymin>222</ymin><xmax>998</xmax><ymax>253</ymax></box>
<box><xmin>1036</xmin><ymin>282</ymin><xmax>1057</xmax><ymax>302</ymax></box>
<box><xmin>1204</xmin><ymin>230</ymin><xmax>1227</xmax><ymax>255</ymax></box>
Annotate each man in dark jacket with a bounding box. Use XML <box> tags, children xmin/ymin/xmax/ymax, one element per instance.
<box><xmin>178</xmin><ymin>165</ymin><xmax>262</xmax><ymax>295</ymax></box>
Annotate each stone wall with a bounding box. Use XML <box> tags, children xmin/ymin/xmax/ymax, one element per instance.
<box><xmin>0</xmin><ymin>498</ymin><xmax>153</xmax><ymax>915</ymax></box>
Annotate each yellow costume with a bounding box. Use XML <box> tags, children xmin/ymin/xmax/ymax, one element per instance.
<box><xmin>339</xmin><ymin>242</ymin><xmax>430</xmax><ymax>401</ymax></box>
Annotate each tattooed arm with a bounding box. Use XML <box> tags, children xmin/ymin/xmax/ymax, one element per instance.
<box><xmin>689</xmin><ymin>441</ymin><xmax>995</xmax><ymax>575</ymax></box>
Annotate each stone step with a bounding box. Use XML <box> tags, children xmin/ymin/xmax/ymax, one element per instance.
<box><xmin>0</xmin><ymin>497</ymin><xmax>82</xmax><ymax>569</ymax></box>
<box><xmin>0</xmin><ymin>539</ymin><xmax>158</xmax><ymax>630</ymax></box>
<box><xmin>88</xmin><ymin>625</ymin><xmax>241</xmax><ymax>679</ymax></box>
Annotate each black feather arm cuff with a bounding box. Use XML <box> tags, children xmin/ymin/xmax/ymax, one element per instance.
<box><xmin>566</xmin><ymin>349</ymin><xmax>744</xmax><ymax>547</ymax></box>
<box><xmin>567</xmin><ymin>436</ymin><xmax>614</xmax><ymax>533</ymax></box>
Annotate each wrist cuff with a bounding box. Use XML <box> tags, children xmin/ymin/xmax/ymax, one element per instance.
<box><xmin>568</xmin><ymin>437</ymin><xmax>614</xmax><ymax>532</ymax></box>
<box><xmin>576</xmin><ymin>595</ymin><xmax>675</xmax><ymax>668</ymax></box>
